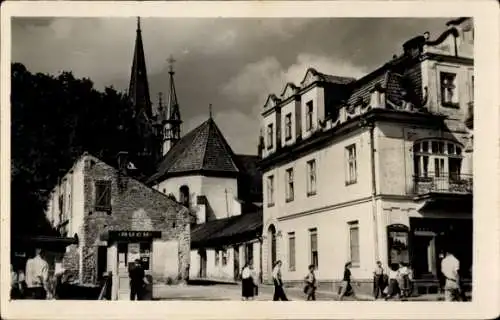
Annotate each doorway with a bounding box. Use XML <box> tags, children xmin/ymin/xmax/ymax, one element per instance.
<box><xmin>116</xmin><ymin>242</ymin><xmax>152</xmax><ymax>300</ymax></box>
<box><xmin>198</xmin><ymin>249</ymin><xmax>207</xmax><ymax>278</ymax></box>
<box><xmin>412</xmin><ymin>233</ymin><xmax>437</xmax><ymax>278</ymax></box>
<box><xmin>267</xmin><ymin>225</ymin><xmax>277</xmax><ymax>279</ymax></box>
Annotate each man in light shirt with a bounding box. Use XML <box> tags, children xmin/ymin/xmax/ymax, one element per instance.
<box><xmin>440</xmin><ymin>248</ymin><xmax>461</xmax><ymax>302</ymax></box>
<box><xmin>25</xmin><ymin>248</ymin><xmax>49</xmax><ymax>299</ymax></box>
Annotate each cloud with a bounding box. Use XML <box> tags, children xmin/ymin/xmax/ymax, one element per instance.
<box><xmin>220</xmin><ymin>53</ymin><xmax>367</xmax><ymax>112</ymax></box>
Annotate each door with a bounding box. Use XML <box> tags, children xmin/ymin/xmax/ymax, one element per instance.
<box><xmin>97</xmin><ymin>246</ymin><xmax>107</xmax><ymax>283</ymax></box>
<box><xmin>233</xmin><ymin>246</ymin><xmax>240</xmax><ymax>281</ymax></box>
<box><xmin>199</xmin><ymin>249</ymin><xmax>207</xmax><ymax>278</ymax></box>
<box><xmin>412</xmin><ymin>234</ymin><xmax>435</xmax><ymax>278</ymax></box>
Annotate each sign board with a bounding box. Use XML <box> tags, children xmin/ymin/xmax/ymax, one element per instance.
<box><xmin>109</xmin><ymin>231</ymin><xmax>162</xmax><ymax>242</ymax></box>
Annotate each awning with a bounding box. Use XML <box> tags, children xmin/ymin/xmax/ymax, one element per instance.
<box><xmin>13</xmin><ymin>235</ymin><xmax>79</xmax><ymax>253</ymax></box>
<box><xmin>417</xmin><ymin>195</ymin><xmax>472</xmax><ymax>212</ymax></box>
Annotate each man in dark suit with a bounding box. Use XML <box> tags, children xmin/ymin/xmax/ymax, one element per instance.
<box><xmin>129</xmin><ymin>259</ymin><xmax>146</xmax><ymax>300</ymax></box>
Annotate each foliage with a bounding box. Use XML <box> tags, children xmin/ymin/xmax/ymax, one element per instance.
<box><xmin>11</xmin><ymin>62</ymin><xmax>156</xmax><ymax>238</ymax></box>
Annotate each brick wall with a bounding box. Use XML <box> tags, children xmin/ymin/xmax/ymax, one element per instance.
<box><xmin>77</xmin><ymin>156</ymin><xmax>190</xmax><ymax>285</ymax></box>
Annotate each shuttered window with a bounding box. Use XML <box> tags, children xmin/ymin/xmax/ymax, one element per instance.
<box><xmin>310</xmin><ymin>228</ymin><xmax>318</xmax><ymax>269</ymax></box>
<box><xmin>288</xmin><ymin>232</ymin><xmax>296</xmax><ymax>271</ymax></box>
<box><xmin>349</xmin><ymin>221</ymin><xmax>360</xmax><ymax>266</ymax></box>
<box><xmin>95</xmin><ymin>180</ymin><xmax>112</xmax><ymax>212</ymax></box>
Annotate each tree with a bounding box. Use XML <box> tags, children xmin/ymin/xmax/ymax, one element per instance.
<box><xmin>11</xmin><ymin>62</ymin><xmax>154</xmax><ymax>238</ymax></box>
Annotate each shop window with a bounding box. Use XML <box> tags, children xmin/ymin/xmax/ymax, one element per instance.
<box><xmin>140</xmin><ymin>242</ymin><xmax>151</xmax><ymax>271</ymax></box>
<box><xmin>387</xmin><ymin>224</ymin><xmax>409</xmax><ymax>266</ymax></box>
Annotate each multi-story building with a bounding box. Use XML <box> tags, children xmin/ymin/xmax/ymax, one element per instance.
<box><xmin>259</xmin><ymin>17</ymin><xmax>473</xmax><ymax>294</ymax></box>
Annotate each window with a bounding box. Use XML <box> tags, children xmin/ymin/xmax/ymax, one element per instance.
<box><xmin>95</xmin><ymin>180</ymin><xmax>111</xmax><ymax>212</ymax></box>
<box><xmin>413</xmin><ymin>139</ymin><xmax>463</xmax><ymax>181</ymax></box>
<box><xmin>267</xmin><ymin>123</ymin><xmax>274</xmax><ymax>149</ymax></box>
<box><xmin>306</xmin><ymin>101</ymin><xmax>314</xmax><ymax>131</ymax></box>
<box><xmin>58</xmin><ymin>193</ymin><xmax>64</xmax><ymax>222</ymax></box>
<box><xmin>310</xmin><ymin>228</ymin><xmax>318</xmax><ymax>269</ymax></box>
<box><xmin>288</xmin><ymin>232</ymin><xmax>296</xmax><ymax>271</ymax></box>
<box><xmin>349</xmin><ymin>222</ymin><xmax>360</xmax><ymax>266</ymax></box>
<box><xmin>215</xmin><ymin>250</ymin><xmax>220</xmax><ymax>266</ymax></box>
<box><xmin>285</xmin><ymin>113</ymin><xmax>292</xmax><ymax>140</ymax></box>
<box><xmin>285</xmin><ymin>168</ymin><xmax>294</xmax><ymax>202</ymax></box>
<box><xmin>267</xmin><ymin>175</ymin><xmax>275</xmax><ymax>207</ymax></box>
<box><xmin>139</xmin><ymin>242</ymin><xmax>151</xmax><ymax>271</ymax></box>
<box><xmin>306</xmin><ymin>159</ymin><xmax>317</xmax><ymax>196</ymax></box>
<box><xmin>221</xmin><ymin>248</ymin><xmax>228</xmax><ymax>266</ymax></box>
<box><xmin>440</xmin><ymin>72</ymin><xmax>459</xmax><ymax>107</ymax></box>
<box><xmin>345</xmin><ymin>144</ymin><xmax>357</xmax><ymax>185</ymax></box>
<box><xmin>179</xmin><ymin>185</ymin><xmax>190</xmax><ymax>207</ymax></box>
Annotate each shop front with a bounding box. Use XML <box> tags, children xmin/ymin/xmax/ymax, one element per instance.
<box><xmin>105</xmin><ymin>230</ymin><xmax>161</xmax><ymax>300</ymax></box>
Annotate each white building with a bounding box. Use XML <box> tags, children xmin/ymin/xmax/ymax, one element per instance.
<box><xmin>259</xmin><ymin>17</ymin><xmax>474</xmax><ymax>295</ymax></box>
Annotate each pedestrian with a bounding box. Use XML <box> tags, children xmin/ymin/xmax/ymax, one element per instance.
<box><xmin>250</xmin><ymin>264</ymin><xmax>259</xmax><ymax>297</ymax></box>
<box><xmin>25</xmin><ymin>248</ymin><xmax>49</xmax><ymax>300</ymax></box>
<box><xmin>440</xmin><ymin>248</ymin><xmax>461</xmax><ymax>302</ymax></box>
<box><xmin>241</xmin><ymin>262</ymin><xmax>255</xmax><ymax>300</ymax></box>
<box><xmin>373</xmin><ymin>261</ymin><xmax>385</xmax><ymax>299</ymax></box>
<box><xmin>129</xmin><ymin>259</ymin><xmax>148</xmax><ymax>301</ymax></box>
<box><xmin>398</xmin><ymin>262</ymin><xmax>412</xmax><ymax>299</ymax></box>
<box><xmin>10</xmin><ymin>265</ymin><xmax>26</xmax><ymax>299</ymax></box>
<box><xmin>338</xmin><ymin>261</ymin><xmax>354</xmax><ymax>301</ymax></box>
<box><xmin>303</xmin><ymin>264</ymin><xmax>317</xmax><ymax>301</ymax></box>
<box><xmin>384</xmin><ymin>263</ymin><xmax>401</xmax><ymax>301</ymax></box>
<box><xmin>272</xmin><ymin>260</ymin><xmax>288</xmax><ymax>301</ymax></box>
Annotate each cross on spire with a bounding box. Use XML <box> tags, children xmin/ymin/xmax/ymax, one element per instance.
<box><xmin>167</xmin><ymin>55</ymin><xmax>176</xmax><ymax>74</ymax></box>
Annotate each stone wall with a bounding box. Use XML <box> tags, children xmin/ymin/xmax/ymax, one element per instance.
<box><xmin>79</xmin><ymin>156</ymin><xmax>190</xmax><ymax>285</ymax></box>
<box><xmin>62</xmin><ymin>244</ymin><xmax>80</xmax><ymax>281</ymax></box>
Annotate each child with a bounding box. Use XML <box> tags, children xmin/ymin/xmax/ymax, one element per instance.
<box><xmin>304</xmin><ymin>264</ymin><xmax>317</xmax><ymax>301</ymax></box>
<box><xmin>384</xmin><ymin>263</ymin><xmax>401</xmax><ymax>301</ymax></box>
<box><xmin>398</xmin><ymin>262</ymin><xmax>412</xmax><ymax>299</ymax></box>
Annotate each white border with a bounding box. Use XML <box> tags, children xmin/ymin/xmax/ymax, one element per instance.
<box><xmin>1</xmin><ymin>1</ymin><xmax>499</xmax><ymax>320</ymax></box>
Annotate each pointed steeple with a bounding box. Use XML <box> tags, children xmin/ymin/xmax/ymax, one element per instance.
<box><xmin>162</xmin><ymin>55</ymin><xmax>182</xmax><ymax>156</ymax></box>
<box><xmin>128</xmin><ymin>17</ymin><xmax>152</xmax><ymax>118</ymax></box>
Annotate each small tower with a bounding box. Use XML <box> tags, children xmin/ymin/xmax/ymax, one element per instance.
<box><xmin>162</xmin><ymin>55</ymin><xmax>182</xmax><ymax>156</ymax></box>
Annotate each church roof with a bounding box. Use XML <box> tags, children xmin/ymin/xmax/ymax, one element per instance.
<box><xmin>147</xmin><ymin>117</ymin><xmax>240</xmax><ymax>184</ymax></box>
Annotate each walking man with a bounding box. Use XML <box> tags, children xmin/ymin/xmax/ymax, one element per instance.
<box><xmin>373</xmin><ymin>261</ymin><xmax>385</xmax><ymax>299</ymax></box>
<box><xmin>441</xmin><ymin>248</ymin><xmax>461</xmax><ymax>302</ymax></box>
<box><xmin>25</xmin><ymin>248</ymin><xmax>49</xmax><ymax>299</ymax></box>
<box><xmin>304</xmin><ymin>264</ymin><xmax>317</xmax><ymax>301</ymax></box>
<box><xmin>272</xmin><ymin>260</ymin><xmax>288</xmax><ymax>301</ymax></box>
<box><xmin>129</xmin><ymin>259</ymin><xmax>147</xmax><ymax>301</ymax></box>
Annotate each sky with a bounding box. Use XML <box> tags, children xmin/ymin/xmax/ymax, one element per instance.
<box><xmin>12</xmin><ymin>17</ymin><xmax>452</xmax><ymax>155</ymax></box>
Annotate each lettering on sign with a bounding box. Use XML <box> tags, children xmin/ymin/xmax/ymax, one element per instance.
<box><xmin>109</xmin><ymin>230</ymin><xmax>162</xmax><ymax>242</ymax></box>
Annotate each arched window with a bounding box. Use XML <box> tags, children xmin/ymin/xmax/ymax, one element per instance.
<box><xmin>413</xmin><ymin>139</ymin><xmax>463</xmax><ymax>181</ymax></box>
<box><xmin>179</xmin><ymin>185</ymin><xmax>190</xmax><ymax>207</ymax></box>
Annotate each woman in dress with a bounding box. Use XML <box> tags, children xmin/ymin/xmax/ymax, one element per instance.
<box><xmin>241</xmin><ymin>262</ymin><xmax>255</xmax><ymax>300</ymax></box>
<box><xmin>272</xmin><ymin>260</ymin><xmax>289</xmax><ymax>301</ymax></box>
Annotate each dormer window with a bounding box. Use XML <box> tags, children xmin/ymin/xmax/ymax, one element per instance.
<box><xmin>267</xmin><ymin>123</ymin><xmax>274</xmax><ymax>149</ymax></box>
<box><xmin>440</xmin><ymin>72</ymin><xmax>459</xmax><ymax>107</ymax></box>
<box><xmin>306</xmin><ymin>101</ymin><xmax>314</xmax><ymax>131</ymax></box>
<box><xmin>285</xmin><ymin>113</ymin><xmax>292</xmax><ymax>141</ymax></box>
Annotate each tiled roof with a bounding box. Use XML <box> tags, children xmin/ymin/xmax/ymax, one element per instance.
<box><xmin>191</xmin><ymin>211</ymin><xmax>263</xmax><ymax>247</ymax></box>
<box><xmin>147</xmin><ymin>118</ymin><xmax>239</xmax><ymax>184</ymax></box>
<box><xmin>347</xmin><ymin>69</ymin><xmax>405</xmax><ymax>107</ymax></box>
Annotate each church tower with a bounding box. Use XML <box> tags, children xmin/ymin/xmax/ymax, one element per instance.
<box><xmin>128</xmin><ymin>17</ymin><xmax>152</xmax><ymax>119</ymax></box>
<box><xmin>162</xmin><ymin>56</ymin><xmax>182</xmax><ymax>156</ymax></box>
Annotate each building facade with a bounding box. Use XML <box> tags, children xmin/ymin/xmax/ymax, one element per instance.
<box><xmin>45</xmin><ymin>153</ymin><xmax>191</xmax><ymax>300</ymax></box>
<box><xmin>259</xmin><ymin>18</ymin><xmax>474</xmax><ymax>294</ymax></box>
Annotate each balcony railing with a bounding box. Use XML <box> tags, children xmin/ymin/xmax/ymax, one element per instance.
<box><xmin>413</xmin><ymin>172</ymin><xmax>473</xmax><ymax>195</ymax></box>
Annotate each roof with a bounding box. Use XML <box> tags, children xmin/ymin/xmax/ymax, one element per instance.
<box><xmin>147</xmin><ymin>117</ymin><xmax>239</xmax><ymax>184</ymax></box>
<box><xmin>191</xmin><ymin>211</ymin><xmax>263</xmax><ymax>248</ymax></box>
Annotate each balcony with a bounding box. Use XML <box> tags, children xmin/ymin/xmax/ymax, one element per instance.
<box><xmin>413</xmin><ymin>172</ymin><xmax>473</xmax><ymax>195</ymax></box>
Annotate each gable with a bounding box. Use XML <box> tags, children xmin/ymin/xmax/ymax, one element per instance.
<box><xmin>263</xmin><ymin>94</ymin><xmax>281</xmax><ymax>110</ymax></box>
<box><xmin>280</xmin><ymin>82</ymin><xmax>299</xmax><ymax>100</ymax></box>
<box><xmin>300</xmin><ymin>68</ymin><xmax>321</xmax><ymax>88</ymax></box>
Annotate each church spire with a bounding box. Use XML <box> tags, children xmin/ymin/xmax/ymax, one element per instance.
<box><xmin>162</xmin><ymin>55</ymin><xmax>182</xmax><ymax>156</ymax></box>
<box><xmin>128</xmin><ymin>16</ymin><xmax>152</xmax><ymax>118</ymax></box>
